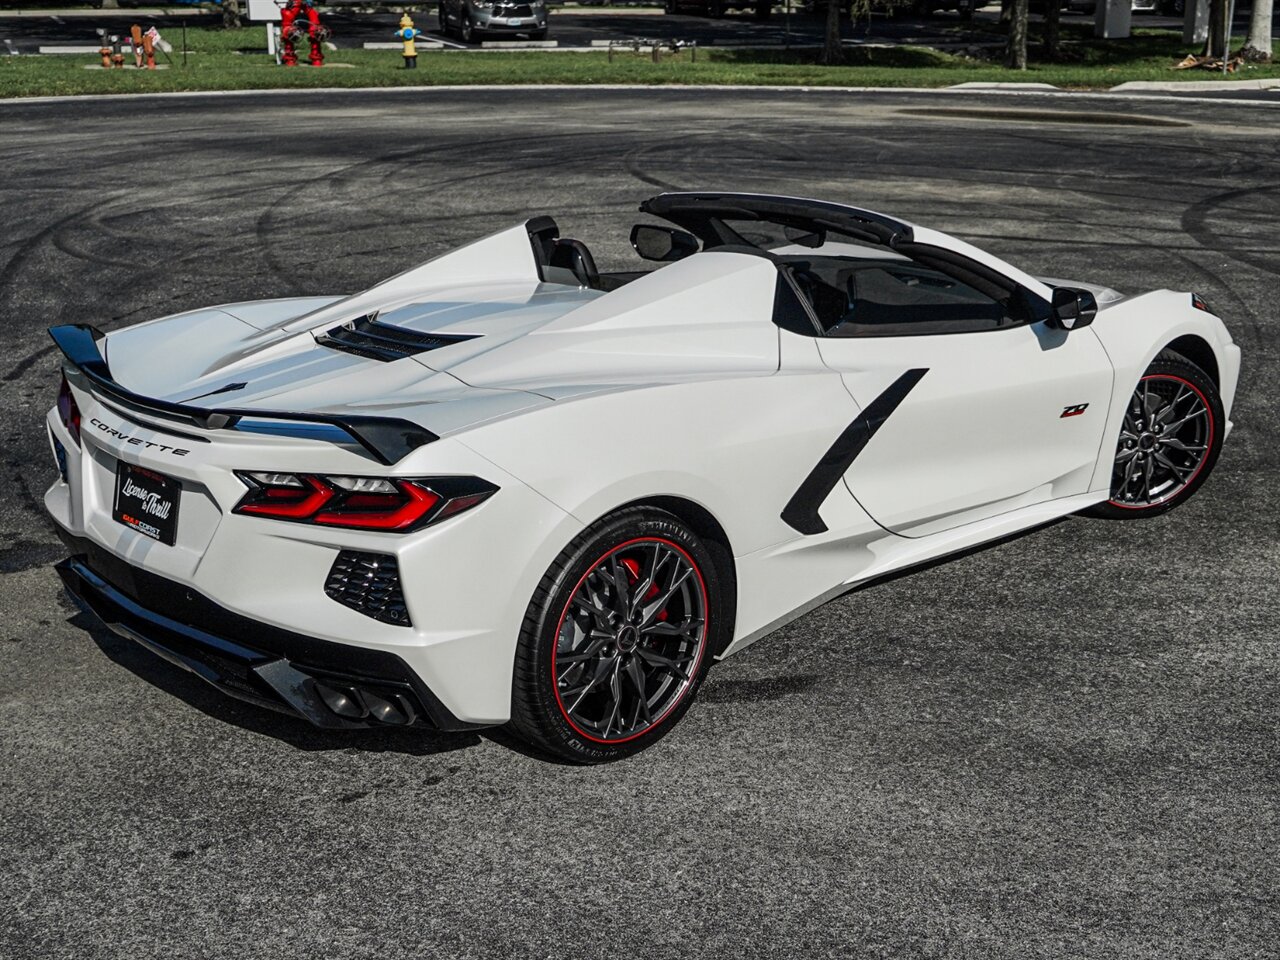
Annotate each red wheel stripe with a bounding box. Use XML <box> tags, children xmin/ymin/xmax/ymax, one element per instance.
<box><xmin>550</xmin><ymin>536</ymin><xmax>709</xmax><ymax>746</ymax></box>
<box><xmin>1109</xmin><ymin>373</ymin><xmax>1215</xmax><ymax>510</ymax></box>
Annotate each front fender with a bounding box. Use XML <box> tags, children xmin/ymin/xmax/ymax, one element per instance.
<box><xmin>1086</xmin><ymin>289</ymin><xmax>1241</xmax><ymax>491</ymax></box>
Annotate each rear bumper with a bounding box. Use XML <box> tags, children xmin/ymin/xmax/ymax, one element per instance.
<box><xmin>55</xmin><ymin>532</ymin><xmax>486</xmax><ymax>732</ymax></box>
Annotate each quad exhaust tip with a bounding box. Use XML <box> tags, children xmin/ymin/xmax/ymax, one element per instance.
<box><xmin>314</xmin><ymin>680</ymin><xmax>418</xmax><ymax>726</ymax></box>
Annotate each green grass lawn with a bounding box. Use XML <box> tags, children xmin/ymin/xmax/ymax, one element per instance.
<box><xmin>2</xmin><ymin>24</ymin><xmax>1278</xmax><ymax>99</ymax></box>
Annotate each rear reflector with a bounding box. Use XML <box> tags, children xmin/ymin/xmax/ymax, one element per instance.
<box><xmin>57</xmin><ymin>372</ymin><xmax>81</xmax><ymax>446</ymax></box>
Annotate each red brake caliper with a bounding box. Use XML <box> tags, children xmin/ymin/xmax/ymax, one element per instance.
<box><xmin>621</xmin><ymin>556</ymin><xmax>668</xmax><ymax>621</ymax></box>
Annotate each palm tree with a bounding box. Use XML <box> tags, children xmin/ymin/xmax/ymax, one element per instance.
<box><xmin>1007</xmin><ymin>0</ymin><xmax>1029</xmax><ymax>69</ymax></box>
<box><xmin>1241</xmin><ymin>0</ymin><xmax>1274</xmax><ymax>62</ymax></box>
<box><xmin>823</xmin><ymin>0</ymin><xmax>845</xmax><ymax>65</ymax></box>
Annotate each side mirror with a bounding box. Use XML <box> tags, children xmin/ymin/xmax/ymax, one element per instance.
<box><xmin>630</xmin><ymin>224</ymin><xmax>699</xmax><ymax>263</ymax></box>
<box><xmin>1050</xmin><ymin>287</ymin><xmax>1098</xmax><ymax>331</ymax></box>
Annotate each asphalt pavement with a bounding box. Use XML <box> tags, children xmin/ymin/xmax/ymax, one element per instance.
<box><xmin>0</xmin><ymin>88</ymin><xmax>1277</xmax><ymax>959</ymax></box>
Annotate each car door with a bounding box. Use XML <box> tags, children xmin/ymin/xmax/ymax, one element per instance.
<box><xmin>802</xmin><ymin>263</ymin><xmax>1115</xmax><ymax>539</ymax></box>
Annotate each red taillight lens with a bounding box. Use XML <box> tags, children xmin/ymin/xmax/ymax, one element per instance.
<box><xmin>236</xmin><ymin>474</ymin><xmax>335</xmax><ymax>519</ymax></box>
<box><xmin>233</xmin><ymin>473</ymin><xmax>494</xmax><ymax>532</ymax></box>
<box><xmin>57</xmin><ymin>372</ymin><xmax>81</xmax><ymax>446</ymax></box>
<box><xmin>314</xmin><ymin>480</ymin><xmax>438</xmax><ymax>529</ymax></box>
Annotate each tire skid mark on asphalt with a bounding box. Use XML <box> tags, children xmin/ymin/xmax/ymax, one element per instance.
<box><xmin>1181</xmin><ymin>183</ymin><xmax>1280</xmax><ymax>282</ymax></box>
<box><xmin>2</xmin><ymin>345</ymin><xmax>54</xmax><ymax>383</ymax></box>
<box><xmin>252</xmin><ymin>132</ymin><xmax>636</xmax><ymax>292</ymax></box>
<box><xmin>0</xmin><ymin>199</ymin><xmax>116</xmax><ymax>305</ymax></box>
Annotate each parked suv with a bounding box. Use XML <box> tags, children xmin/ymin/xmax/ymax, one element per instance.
<box><xmin>439</xmin><ymin>0</ymin><xmax>549</xmax><ymax>41</ymax></box>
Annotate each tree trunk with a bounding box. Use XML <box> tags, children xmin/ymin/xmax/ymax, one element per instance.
<box><xmin>822</xmin><ymin>0</ymin><xmax>844</xmax><ymax>64</ymax></box>
<box><xmin>1007</xmin><ymin>0</ymin><xmax>1029</xmax><ymax>68</ymax></box>
<box><xmin>222</xmin><ymin>0</ymin><xmax>243</xmax><ymax>29</ymax></box>
<box><xmin>1204</xmin><ymin>0</ymin><xmax>1227</xmax><ymax>56</ymax></box>
<box><xmin>1241</xmin><ymin>0</ymin><xmax>1274</xmax><ymax>61</ymax></box>
<box><xmin>1042</xmin><ymin>0</ymin><xmax>1061</xmax><ymax>59</ymax></box>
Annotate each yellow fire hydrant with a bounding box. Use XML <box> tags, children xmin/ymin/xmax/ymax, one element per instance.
<box><xmin>395</xmin><ymin>13</ymin><xmax>422</xmax><ymax>70</ymax></box>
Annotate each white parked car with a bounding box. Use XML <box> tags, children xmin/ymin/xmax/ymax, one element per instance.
<box><xmin>47</xmin><ymin>193</ymin><xmax>1241</xmax><ymax>763</ymax></box>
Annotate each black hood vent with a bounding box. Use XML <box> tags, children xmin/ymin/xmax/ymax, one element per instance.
<box><xmin>316</xmin><ymin>314</ymin><xmax>478</xmax><ymax>362</ymax></box>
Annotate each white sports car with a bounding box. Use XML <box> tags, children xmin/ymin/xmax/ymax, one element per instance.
<box><xmin>46</xmin><ymin>193</ymin><xmax>1241</xmax><ymax>763</ymax></box>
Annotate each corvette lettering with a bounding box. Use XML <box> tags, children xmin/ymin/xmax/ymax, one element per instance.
<box><xmin>89</xmin><ymin>417</ymin><xmax>190</xmax><ymax>456</ymax></box>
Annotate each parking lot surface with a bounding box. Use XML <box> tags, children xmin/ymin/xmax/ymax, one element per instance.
<box><xmin>0</xmin><ymin>88</ymin><xmax>1277</xmax><ymax>959</ymax></box>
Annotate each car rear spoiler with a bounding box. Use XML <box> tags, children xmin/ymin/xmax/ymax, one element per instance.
<box><xmin>48</xmin><ymin>324</ymin><xmax>438</xmax><ymax>465</ymax></box>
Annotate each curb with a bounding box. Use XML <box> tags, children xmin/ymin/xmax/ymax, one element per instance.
<box><xmin>3</xmin><ymin>82</ymin><xmax>1280</xmax><ymax>107</ymax></box>
<box><xmin>1110</xmin><ymin>78</ymin><xmax>1280</xmax><ymax>91</ymax></box>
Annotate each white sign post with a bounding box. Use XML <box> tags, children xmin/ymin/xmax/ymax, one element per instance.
<box><xmin>247</xmin><ymin>0</ymin><xmax>283</xmax><ymax>59</ymax></box>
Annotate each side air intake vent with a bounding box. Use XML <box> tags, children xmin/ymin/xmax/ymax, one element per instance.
<box><xmin>324</xmin><ymin>550</ymin><xmax>412</xmax><ymax>626</ymax></box>
<box><xmin>316</xmin><ymin>314</ymin><xmax>477</xmax><ymax>362</ymax></box>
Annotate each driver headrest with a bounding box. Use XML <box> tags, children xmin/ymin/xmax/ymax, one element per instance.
<box><xmin>549</xmin><ymin>238</ymin><xmax>600</xmax><ymax>290</ymax></box>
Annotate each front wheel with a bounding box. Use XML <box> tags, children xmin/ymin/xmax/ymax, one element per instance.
<box><xmin>460</xmin><ymin>14</ymin><xmax>478</xmax><ymax>43</ymax></box>
<box><xmin>1086</xmin><ymin>354</ymin><xmax>1224</xmax><ymax>520</ymax></box>
<box><xmin>508</xmin><ymin>507</ymin><xmax>724</xmax><ymax>763</ymax></box>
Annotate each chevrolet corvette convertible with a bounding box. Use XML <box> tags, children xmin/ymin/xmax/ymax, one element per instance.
<box><xmin>46</xmin><ymin>193</ymin><xmax>1241</xmax><ymax>762</ymax></box>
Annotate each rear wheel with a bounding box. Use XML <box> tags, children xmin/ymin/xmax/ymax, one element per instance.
<box><xmin>509</xmin><ymin>507</ymin><xmax>722</xmax><ymax>764</ymax></box>
<box><xmin>1086</xmin><ymin>355</ymin><xmax>1224</xmax><ymax>520</ymax></box>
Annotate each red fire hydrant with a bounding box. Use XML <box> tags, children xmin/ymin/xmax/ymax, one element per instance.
<box><xmin>280</xmin><ymin>0</ymin><xmax>329</xmax><ymax>67</ymax></box>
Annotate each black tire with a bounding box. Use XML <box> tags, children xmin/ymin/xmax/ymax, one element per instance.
<box><xmin>664</xmin><ymin>0</ymin><xmax>678</xmax><ymax>12</ymax></box>
<box><xmin>530</xmin><ymin>28</ymin><xmax>548</xmax><ymax>40</ymax></box>
<box><xmin>508</xmin><ymin>507</ymin><xmax>725</xmax><ymax>764</ymax></box>
<box><xmin>460</xmin><ymin>14</ymin><xmax>477</xmax><ymax>43</ymax></box>
<box><xmin>1085</xmin><ymin>353</ymin><xmax>1225</xmax><ymax>520</ymax></box>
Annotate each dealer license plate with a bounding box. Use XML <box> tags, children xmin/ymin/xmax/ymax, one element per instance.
<box><xmin>113</xmin><ymin>462</ymin><xmax>180</xmax><ymax>545</ymax></box>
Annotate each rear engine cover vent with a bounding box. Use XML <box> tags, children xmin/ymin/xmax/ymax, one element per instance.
<box><xmin>325</xmin><ymin>550</ymin><xmax>412</xmax><ymax>626</ymax></box>
<box><xmin>316</xmin><ymin>314</ymin><xmax>477</xmax><ymax>362</ymax></box>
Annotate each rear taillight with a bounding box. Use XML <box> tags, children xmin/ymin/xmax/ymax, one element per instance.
<box><xmin>57</xmin><ymin>372</ymin><xmax>81</xmax><ymax>446</ymax></box>
<box><xmin>232</xmin><ymin>473</ymin><xmax>496</xmax><ymax>532</ymax></box>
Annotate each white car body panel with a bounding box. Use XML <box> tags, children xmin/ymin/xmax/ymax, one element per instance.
<box><xmin>817</xmin><ymin>323</ymin><xmax>1114</xmax><ymax>537</ymax></box>
<box><xmin>44</xmin><ymin>194</ymin><xmax>1243</xmax><ymax>729</ymax></box>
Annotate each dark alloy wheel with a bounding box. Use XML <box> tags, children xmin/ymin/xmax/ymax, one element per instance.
<box><xmin>460</xmin><ymin>14</ymin><xmax>477</xmax><ymax>43</ymax></box>
<box><xmin>509</xmin><ymin>507</ymin><xmax>725</xmax><ymax>763</ymax></box>
<box><xmin>1087</xmin><ymin>354</ymin><xmax>1224</xmax><ymax>520</ymax></box>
